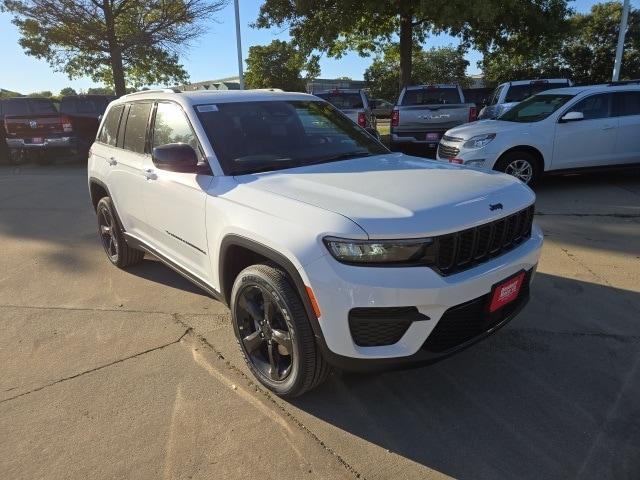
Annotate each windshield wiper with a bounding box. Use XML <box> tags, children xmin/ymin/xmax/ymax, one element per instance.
<box><xmin>307</xmin><ymin>150</ymin><xmax>375</xmax><ymax>165</ymax></box>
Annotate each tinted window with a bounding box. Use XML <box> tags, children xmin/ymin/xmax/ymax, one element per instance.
<box><xmin>505</xmin><ymin>82</ymin><xmax>570</xmax><ymax>103</ymax></box>
<box><xmin>490</xmin><ymin>86</ymin><xmax>504</xmax><ymax>105</ymax></box>
<box><xmin>401</xmin><ymin>88</ymin><xmax>461</xmax><ymax>106</ymax></box>
<box><xmin>568</xmin><ymin>94</ymin><xmax>612</xmax><ymax>120</ymax></box>
<box><xmin>500</xmin><ymin>94</ymin><xmax>574</xmax><ymax>123</ymax></box>
<box><xmin>98</xmin><ymin>105</ymin><xmax>124</xmax><ymax>146</ymax></box>
<box><xmin>152</xmin><ymin>102</ymin><xmax>197</xmax><ymax>150</ymax></box>
<box><xmin>315</xmin><ymin>92</ymin><xmax>364</xmax><ymax>109</ymax></box>
<box><xmin>614</xmin><ymin>91</ymin><xmax>640</xmax><ymax>116</ymax></box>
<box><xmin>123</xmin><ymin>102</ymin><xmax>152</xmax><ymax>153</ymax></box>
<box><xmin>196</xmin><ymin>100</ymin><xmax>387</xmax><ymax>175</ymax></box>
<box><xmin>0</xmin><ymin>98</ymin><xmax>57</xmax><ymax>116</ymax></box>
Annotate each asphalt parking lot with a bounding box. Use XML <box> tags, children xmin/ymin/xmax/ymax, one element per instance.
<box><xmin>1</xmin><ymin>162</ymin><xmax>639</xmax><ymax>480</ymax></box>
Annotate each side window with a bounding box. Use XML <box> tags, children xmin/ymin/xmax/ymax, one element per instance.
<box><xmin>490</xmin><ymin>86</ymin><xmax>503</xmax><ymax>105</ymax></box>
<box><xmin>152</xmin><ymin>102</ymin><xmax>198</xmax><ymax>150</ymax></box>
<box><xmin>123</xmin><ymin>102</ymin><xmax>152</xmax><ymax>154</ymax></box>
<box><xmin>568</xmin><ymin>94</ymin><xmax>612</xmax><ymax>120</ymax></box>
<box><xmin>98</xmin><ymin>105</ymin><xmax>124</xmax><ymax>146</ymax></box>
<box><xmin>613</xmin><ymin>92</ymin><xmax>640</xmax><ymax>117</ymax></box>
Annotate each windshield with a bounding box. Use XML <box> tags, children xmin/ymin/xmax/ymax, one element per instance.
<box><xmin>499</xmin><ymin>94</ymin><xmax>574</xmax><ymax>123</ymax></box>
<box><xmin>401</xmin><ymin>88</ymin><xmax>461</xmax><ymax>106</ymax></box>
<box><xmin>196</xmin><ymin>100</ymin><xmax>387</xmax><ymax>175</ymax></box>
<box><xmin>504</xmin><ymin>82</ymin><xmax>570</xmax><ymax>103</ymax></box>
<box><xmin>314</xmin><ymin>92</ymin><xmax>364</xmax><ymax>109</ymax></box>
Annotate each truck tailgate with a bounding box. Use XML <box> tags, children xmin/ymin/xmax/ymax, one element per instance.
<box><xmin>4</xmin><ymin>114</ymin><xmax>65</xmax><ymax>137</ymax></box>
<box><xmin>395</xmin><ymin>105</ymin><xmax>471</xmax><ymax>131</ymax></box>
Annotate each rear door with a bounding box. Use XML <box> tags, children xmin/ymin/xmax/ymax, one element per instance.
<box><xmin>105</xmin><ymin>101</ymin><xmax>154</xmax><ymax>240</ymax></box>
<box><xmin>141</xmin><ymin>101</ymin><xmax>213</xmax><ymax>282</ymax></box>
<box><xmin>613</xmin><ymin>91</ymin><xmax>640</xmax><ymax>164</ymax></box>
<box><xmin>553</xmin><ymin>93</ymin><xmax>618</xmax><ymax>169</ymax></box>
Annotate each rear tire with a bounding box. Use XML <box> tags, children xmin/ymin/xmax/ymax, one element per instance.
<box><xmin>494</xmin><ymin>150</ymin><xmax>541</xmax><ymax>186</ymax></box>
<box><xmin>231</xmin><ymin>263</ymin><xmax>330</xmax><ymax>397</ymax></box>
<box><xmin>96</xmin><ymin>197</ymin><xmax>144</xmax><ymax>268</ymax></box>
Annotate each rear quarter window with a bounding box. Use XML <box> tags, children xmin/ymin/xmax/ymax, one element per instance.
<box><xmin>315</xmin><ymin>92</ymin><xmax>364</xmax><ymax>109</ymax></box>
<box><xmin>98</xmin><ymin>105</ymin><xmax>124</xmax><ymax>146</ymax></box>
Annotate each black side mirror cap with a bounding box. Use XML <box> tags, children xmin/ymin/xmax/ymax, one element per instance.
<box><xmin>152</xmin><ymin>143</ymin><xmax>198</xmax><ymax>173</ymax></box>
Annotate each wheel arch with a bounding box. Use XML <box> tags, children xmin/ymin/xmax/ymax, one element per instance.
<box><xmin>88</xmin><ymin>177</ymin><xmax>110</xmax><ymax>211</ymax></box>
<box><xmin>496</xmin><ymin>145</ymin><xmax>545</xmax><ymax>171</ymax></box>
<box><xmin>218</xmin><ymin>234</ymin><xmax>325</xmax><ymax>343</ymax></box>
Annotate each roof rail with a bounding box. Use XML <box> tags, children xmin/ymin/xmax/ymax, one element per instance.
<box><xmin>608</xmin><ymin>79</ymin><xmax>640</xmax><ymax>86</ymax></box>
<box><xmin>122</xmin><ymin>88</ymin><xmax>181</xmax><ymax>97</ymax></box>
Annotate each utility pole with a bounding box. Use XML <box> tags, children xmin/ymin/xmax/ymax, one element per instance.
<box><xmin>612</xmin><ymin>0</ymin><xmax>631</xmax><ymax>82</ymax></box>
<box><xmin>234</xmin><ymin>0</ymin><xmax>245</xmax><ymax>89</ymax></box>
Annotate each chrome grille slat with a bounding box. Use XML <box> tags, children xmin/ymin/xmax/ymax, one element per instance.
<box><xmin>437</xmin><ymin>143</ymin><xmax>460</xmax><ymax>159</ymax></box>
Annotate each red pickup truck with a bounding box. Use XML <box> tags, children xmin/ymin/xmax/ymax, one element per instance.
<box><xmin>0</xmin><ymin>97</ymin><xmax>79</xmax><ymax>164</ymax></box>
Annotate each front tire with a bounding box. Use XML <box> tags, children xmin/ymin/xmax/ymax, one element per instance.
<box><xmin>96</xmin><ymin>197</ymin><xmax>144</xmax><ymax>268</ymax></box>
<box><xmin>231</xmin><ymin>263</ymin><xmax>330</xmax><ymax>397</ymax></box>
<box><xmin>494</xmin><ymin>150</ymin><xmax>541</xmax><ymax>186</ymax></box>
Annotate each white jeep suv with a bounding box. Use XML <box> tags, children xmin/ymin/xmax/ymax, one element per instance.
<box><xmin>88</xmin><ymin>89</ymin><xmax>542</xmax><ymax>396</ymax></box>
<box><xmin>438</xmin><ymin>82</ymin><xmax>640</xmax><ymax>185</ymax></box>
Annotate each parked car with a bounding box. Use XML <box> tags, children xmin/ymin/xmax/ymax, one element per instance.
<box><xmin>478</xmin><ymin>79</ymin><xmax>572</xmax><ymax>120</ymax></box>
<box><xmin>371</xmin><ymin>98</ymin><xmax>394</xmax><ymax>118</ymax></box>
<box><xmin>314</xmin><ymin>89</ymin><xmax>376</xmax><ymax>129</ymax></box>
<box><xmin>88</xmin><ymin>88</ymin><xmax>542</xmax><ymax>397</ymax></box>
<box><xmin>436</xmin><ymin>82</ymin><xmax>640</xmax><ymax>185</ymax></box>
<box><xmin>1</xmin><ymin>97</ymin><xmax>79</xmax><ymax>164</ymax></box>
<box><xmin>390</xmin><ymin>84</ymin><xmax>477</xmax><ymax>150</ymax></box>
<box><xmin>60</xmin><ymin>94</ymin><xmax>116</xmax><ymax>155</ymax></box>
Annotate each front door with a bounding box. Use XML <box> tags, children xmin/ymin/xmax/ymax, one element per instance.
<box><xmin>141</xmin><ymin>101</ymin><xmax>213</xmax><ymax>284</ymax></box>
<box><xmin>552</xmin><ymin>93</ymin><xmax>618</xmax><ymax>169</ymax></box>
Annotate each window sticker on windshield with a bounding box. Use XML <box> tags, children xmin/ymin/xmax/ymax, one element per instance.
<box><xmin>197</xmin><ymin>104</ymin><xmax>219</xmax><ymax>112</ymax></box>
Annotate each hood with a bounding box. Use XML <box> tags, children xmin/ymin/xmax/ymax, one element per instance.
<box><xmin>234</xmin><ymin>154</ymin><xmax>535</xmax><ymax>238</ymax></box>
<box><xmin>446</xmin><ymin>119</ymin><xmax>525</xmax><ymax>140</ymax></box>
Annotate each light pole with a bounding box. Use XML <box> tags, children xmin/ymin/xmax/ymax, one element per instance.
<box><xmin>612</xmin><ymin>0</ymin><xmax>631</xmax><ymax>82</ymax></box>
<box><xmin>234</xmin><ymin>0</ymin><xmax>245</xmax><ymax>89</ymax></box>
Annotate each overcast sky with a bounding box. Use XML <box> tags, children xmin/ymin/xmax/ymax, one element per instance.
<box><xmin>0</xmin><ymin>0</ymin><xmax>625</xmax><ymax>94</ymax></box>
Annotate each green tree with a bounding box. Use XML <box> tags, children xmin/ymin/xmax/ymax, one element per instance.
<box><xmin>87</xmin><ymin>87</ymin><xmax>116</xmax><ymax>95</ymax></box>
<box><xmin>365</xmin><ymin>45</ymin><xmax>469</xmax><ymax>100</ymax></box>
<box><xmin>59</xmin><ymin>87</ymin><xmax>77</xmax><ymax>96</ymax></box>
<box><xmin>2</xmin><ymin>0</ymin><xmax>227</xmax><ymax>96</ymax></box>
<box><xmin>564</xmin><ymin>1</ymin><xmax>640</xmax><ymax>83</ymax></box>
<box><xmin>244</xmin><ymin>40</ymin><xmax>320</xmax><ymax>92</ymax></box>
<box><xmin>255</xmin><ymin>0</ymin><xmax>571</xmax><ymax>90</ymax></box>
<box><xmin>481</xmin><ymin>2</ymin><xmax>640</xmax><ymax>85</ymax></box>
<box><xmin>27</xmin><ymin>90</ymin><xmax>52</xmax><ymax>97</ymax></box>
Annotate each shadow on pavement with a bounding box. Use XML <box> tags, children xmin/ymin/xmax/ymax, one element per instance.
<box><xmin>125</xmin><ymin>258</ymin><xmax>209</xmax><ymax>297</ymax></box>
<box><xmin>292</xmin><ymin>272</ymin><xmax>640</xmax><ymax>480</ymax></box>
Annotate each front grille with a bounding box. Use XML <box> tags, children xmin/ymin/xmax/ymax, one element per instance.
<box><xmin>437</xmin><ymin>142</ymin><xmax>460</xmax><ymax>159</ymax></box>
<box><xmin>434</xmin><ymin>205</ymin><xmax>535</xmax><ymax>276</ymax></box>
<box><xmin>422</xmin><ymin>270</ymin><xmax>531</xmax><ymax>353</ymax></box>
<box><xmin>349</xmin><ymin>307</ymin><xmax>427</xmax><ymax>347</ymax></box>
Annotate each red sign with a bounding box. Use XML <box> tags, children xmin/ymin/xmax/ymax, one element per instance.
<box><xmin>489</xmin><ymin>271</ymin><xmax>525</xmax><ymax>313</ymax></box>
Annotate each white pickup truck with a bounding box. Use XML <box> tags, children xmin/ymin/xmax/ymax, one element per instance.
<box><xmin>390</xmin><ymin>84</ymin><xmax>477</xmax><ymax>150</ymax></box>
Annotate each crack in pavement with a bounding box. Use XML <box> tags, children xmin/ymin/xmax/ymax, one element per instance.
<box><xmin>536</xmin><ymin>212</ymin><xmax>640</xmax><ymax>218</ymax></box>
<box><xmin>0</xmin><ymin>328</ymin><xmax>191</xmax><ymax>404</ymax></box>
<box><xmin>171</xmin><ymin>313</ymin><xmax>365</xmax><ymax>480</ymax></box>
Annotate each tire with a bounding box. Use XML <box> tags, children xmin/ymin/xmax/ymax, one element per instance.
<box><xmin>96</xmin><ymin>197</ymin><xmax>144</xmax><ymax>268</ymax></box>
<box><xmin>494</xmin><ymin>150</ymin><xmax>541</xmax><ymax>186</ymax></box>
<box><xmin>231</xmin><ymin>263</ymin><xmax>330</xmax><ymax>397</ymax></box>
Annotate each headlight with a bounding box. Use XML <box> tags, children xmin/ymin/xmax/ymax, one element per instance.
<box><xmin>463</xmin><ymin>133</ymin><xmax>496</xmax><ymax>149</ymax></box>
<box><xmin>323</xmin><ymin>236</ymin><xmax>435</xmax><ymax>265</ymax></box>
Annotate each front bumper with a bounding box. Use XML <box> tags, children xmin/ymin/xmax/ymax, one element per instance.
<box><xmin>435</xmin><ymin>138</ymin><xmax>500</xmax><ymax>168</ymax></box>
<box><xmin>300</xmin><ymin>224</ymin><xmax>543</xmax><ymax>369</ymax></box>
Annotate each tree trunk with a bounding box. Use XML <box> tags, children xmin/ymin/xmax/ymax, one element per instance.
<box><xmin>399</xmin><ymin>5</ymin><xmax>413</xmax><ymax>91</ymax></box>
<box><xmin>110</xmin><ymin>48</ymin><xmax>127</xmax><ymax>97</ymax></box>
<box><xmin>103</xmin><ymin>0</ymin><xmax>126</xmax><ymax>96</ymax></box>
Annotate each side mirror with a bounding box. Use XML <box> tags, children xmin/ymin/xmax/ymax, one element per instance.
<box><xmin>559</xmin><ymin>111</ymin><xmax>584</xmax><ymax>123</ymax></box>
<box><xmin>152</xmin><ymin>143</ymin><xmax>198</xmax><ymax>173</ymax></box>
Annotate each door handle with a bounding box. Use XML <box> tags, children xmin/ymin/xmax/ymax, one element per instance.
<box><xmin>143</xmin><ymin>168</ymin><xmax>157</xmax><ymax>180</ymax></box>
<box><xmin>107</xmin><ymin>157</ymin><xmax>117</xmax><ymax>166</ymax></box>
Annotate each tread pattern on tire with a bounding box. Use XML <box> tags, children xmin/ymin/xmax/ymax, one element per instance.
<box><xmin>97</xmin><ymin>197</ymin><xmax>144</xmax><ymax>268</ymax></box>
<box><xmin>234</xmin><ymin>263</ymin><xmax>331</xmax><ymax>397</ymax></box>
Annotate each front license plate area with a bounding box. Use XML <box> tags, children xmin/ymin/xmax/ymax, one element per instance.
<box><xmin>488</xmin><ymin>270</ymin><xmax>526</xmax><ymax>313</ymax></box>
<box><xmin>31</xmin><ymin>137</ymin><xmax>44</xmax><ymax>144</ymax></box>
